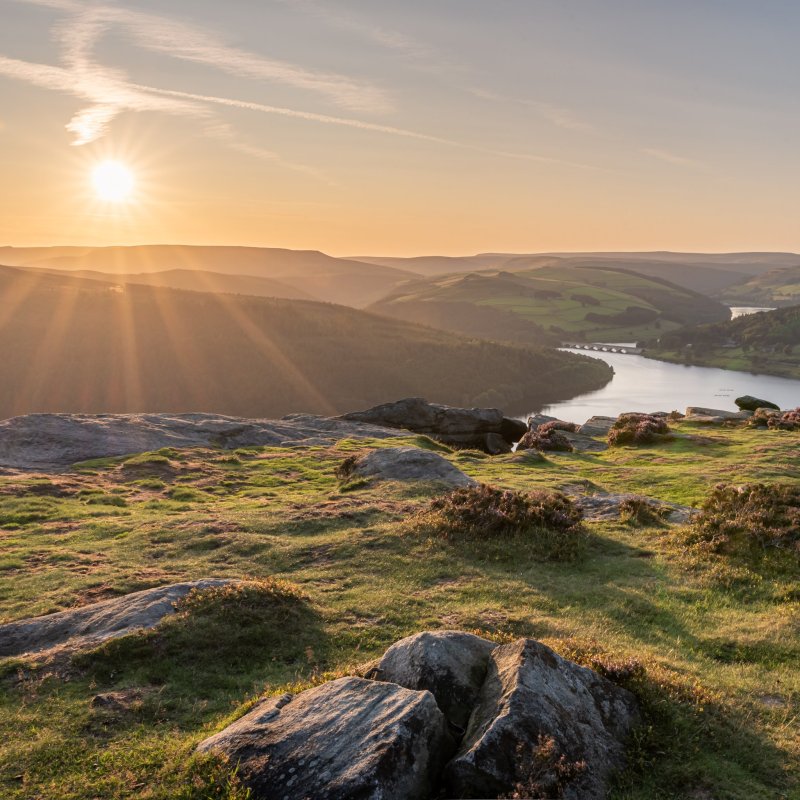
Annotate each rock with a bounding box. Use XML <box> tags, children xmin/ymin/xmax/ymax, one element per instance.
<box><xmin>0</xmin><ymin>413</ymin><xmax>401</xmax><ymax>471</ymax></box>
<box><xmin>561</xmin><ymin>430</ymin><xmax>608</xmax><ymax>452</ymax></box>
<box><xmin>445</xmin><ymin>638</ymin><xmax>640</xmax><ymax>800</ymax></box>
<box><xmin>483</xmin><ymin>432</ymin><xmax>511</xmax><ymax>455</ymax></box>
<box><xmin>340</xmin><ymin>398</ymin><xmax>525</xmax><ymax>451</ymax></box>
<box><xmin>197</xmin><ymin>676</ymin><xmax>451</xmax><ymax>800</ymax></box>
<box><xmin>735</xmin><ymin>395</ymin><xmax>780</xmax><ymax>412</ymax></box>
<box><xmin>526</xmin><ymin>413</ymin><xmax>560</xmax><ymax>430</ymax></box>
<box><xmin>569</xmin><ymin>492</ymin><xmax>698</xmax><ymax>524</ymax></box>
<box><xmin>577</xmin><ymin>416</ymin><xmax>617</xmax><ymax>437</ymax></box>
<box><xmin>363</xmin><ymin>631</ymin><xmax>497</xmax><ymax>731</ymax></box>
<box><xmin>0</xmin><ymin>579</ymin><xmax>232</xmax><ymax>659</ymax></box>
<box><xmin>685</xmin><ymin>407</ymin><xmax>751</xmax><ymax>420</ymax></box>
<box><xmin>345</xmin><ymin>447</ymin><xmax>475</xmax><ymax>487</ymax></box>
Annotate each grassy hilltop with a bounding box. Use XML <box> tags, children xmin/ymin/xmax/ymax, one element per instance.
<box><xmin>0</xmin><ymin>420</ymin><xmax>797</xmax><ymax>799</ymax></box>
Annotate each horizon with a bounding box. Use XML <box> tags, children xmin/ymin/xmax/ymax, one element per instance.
<box><xmin>2</xmin><ymin>1</ymin><xmax>800</xmax><ymax>254</ymax></box>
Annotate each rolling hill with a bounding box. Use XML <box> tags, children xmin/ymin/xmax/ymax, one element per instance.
<box><xmin>647</xmin><ymin>305</ymin><xmax>800</xmax><ymax>379</ymax></box>
<box><xmin>0</xmin><ymin>245</ymin><xmax>417</xmax><ymax>308</ymax></box>
<box><xmin>369</xmin><ymin>265</ymin><xmax>731</xmax><ymax>345</ymax></box>
<box><xmin>0</xmin><ymin>265</ymin><xmax>610</xmax><ymax>419</ymax></box>
<box><xmin>718</xmin><ymin>265</ymin><xmax>800</xmax><ymax>308</ymax></box>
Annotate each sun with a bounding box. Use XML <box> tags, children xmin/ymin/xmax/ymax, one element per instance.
<box><xmin>91</xmin><ymin>160</ymin><xmax>135</xmax><ymax>202</ymax></box>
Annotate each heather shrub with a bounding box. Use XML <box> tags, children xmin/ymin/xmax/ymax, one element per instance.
<box><xmin>759</xmin><ymin>407</ymin><xmax>800</xmax><ymax>431</ymax></box>
<box><xmin>518</xmin><ymin>421</ymin><xmax>576</xmax><ymax>452</ymax></box>
<box><xmin>688</xmin><ymin>483</ymin><xmax>800</xmax><ymax>561</ymax></box>
<box><xmin>411</xmin><ymin>483</ymin><xmax>585</xmax><ymax>560</ymax></box>
<box><xmin>608</xmin><ymin>413</ymin><xmax>670</xmax><ymax>447</ymax></box>
<box><xmin>618</xmin><ymin>497</ymin><xmax>668</xmax><ymax>527</ymax></box>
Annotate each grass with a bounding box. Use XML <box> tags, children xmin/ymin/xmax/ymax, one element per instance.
<box><xmin>0</xmin><ymin>424</ymin><xmax>798</xmax><ymax>799</ymax></box>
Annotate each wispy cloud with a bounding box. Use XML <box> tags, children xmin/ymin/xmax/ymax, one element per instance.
<box><xmin>0</xmin><ymin>0</ymin><xmax>600</xmax><ymax>172</ymax></box>
<box><xmin>642</xmin><ymin>148</ymin><xmax>700</xmax><ymax>166</ymax></box>
<box><xmin>469</xmin><ymin>87</ymin><xmax>597</xmax><ymax>133</ymax></box>
<box><xmin>277</xmin><ymin>0</ymin><xmax>434</xmax><ymax>61</ymax></box>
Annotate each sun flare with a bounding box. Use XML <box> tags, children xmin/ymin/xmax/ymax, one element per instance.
<box><xmin>91</xmin><ymin>160</ymin><xmax>135</xmax><ymax>202</ymax></box>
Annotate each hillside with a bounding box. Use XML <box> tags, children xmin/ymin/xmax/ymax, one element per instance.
<box><xmin>370</xmin><ymin>265</ymin><xmax>731</xmax><ymax>344</ymax></box>
<box><xmin>0</xmin><ymin>411</ymin><xmax>797</xmax><ymax>799</ymax></box>
<box><xmin>0</xmin><ymin>265</ymin><xmax>610</xmax><ymax>419</ymax></box>
<box><xmin>0</xmin><ymin>245</ymin><xmax>417</xmax><ymax>308</ymax></box>
<box><xmin>646</xmin><ymin>305</ymin><xmax>800</xmax><ymax>378</ymax></box>
<box><xmin>719</xmin><ymin>265</ymin><xmax>800</xmax><ymax>308</ymax></box>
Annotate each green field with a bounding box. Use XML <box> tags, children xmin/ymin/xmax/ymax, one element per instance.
<box><xmin>0</xmin><ymin>422</ymin><xmax>798</xmax><ymax>799</ymax></box>
<box><xmin>371</xmin><ymin>265</ymin><xmax>731</xmax><ymax>345</ymax></box>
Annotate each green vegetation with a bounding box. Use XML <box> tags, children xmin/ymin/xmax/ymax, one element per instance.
<box><xmin>608</xmin><ymin>414</ymin><xmax>671</xmax><ymax>447</ymax></box>
<box><xmin>0</xmin><ymin>421</ymin><xmax>798</xmax><ymax>799</ymax></box>
<box><xmin>369</xmin><ymin>265</ymin><xmax>730</xmax><ymax>345</ymax></box>
<box><xmin>719</xmin><ymin>265</ymin><xmax>800</xmax><ymax>308</ymax></box>
<box><xmin>647</xmin><ymin>305</ymin><xmax>800</xmax><ymax>378</ymax></box>
<box><xmin>0</xmin><ymin>265</ymin><xmax>610</xmax><ymax>419</ymax></box>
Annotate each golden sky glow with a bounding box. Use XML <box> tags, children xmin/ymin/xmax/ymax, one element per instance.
<box><xmin>1</xmin><ymin>0</ymin><xmax>799</xmax><ymax>255</ymax></box>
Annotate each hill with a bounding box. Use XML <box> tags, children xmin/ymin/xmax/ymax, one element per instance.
<box><xmin>0</xmin><ymin>245</ymin><xmax>417</xmax><ymax>308</ymax></box>
<box><xmin>369</xmin><ymin>265</ymin><xmax>731</xmax><ymax>345</ymax></box>
<box><xmin>0</xmin><ymin>412</ymin><xmax>797</xmax><ymax>798</ymax></box>
<box><xmin>646</xmin><ymin>305</ymin><xmax>800</xmax><ymax>378</ymax></box>
<box><xmin>0</xmin><ymin>265</ymin><xmax>610</xmax><ymax>419</ymax></box>
<box><xmin>718</xmin><ymin>265</ymin><xmax>800</xmax><ymax>308</ymax></box>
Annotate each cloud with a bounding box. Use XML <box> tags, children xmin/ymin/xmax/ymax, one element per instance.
<box><xmin>642</xmin><ymin>148</ymin><xmax>699</xmax><ymax>166</ymax></box>
<box><xmin>469</xmin><ymin>87</ymin><xmax>597</xmax><ymax>133</ymax></box>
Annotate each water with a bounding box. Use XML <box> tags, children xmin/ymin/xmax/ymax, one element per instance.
<box><xmin>536</xmin><ymin>350</ymin><xmax>800</xmax><ymax>422</ymax></box>
<box><xmin>729</xmin><ymin>306</ymin><xmax>775</xmax><ymax>319</ymax></box>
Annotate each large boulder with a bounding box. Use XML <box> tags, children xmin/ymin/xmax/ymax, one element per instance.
<box><xmin>197</xmin><ymin>676</ymin><xmax>451</xmax><ymax>800</ymax></box>
<box><xmin>343</xmin><ymin>447</ymin><xmax>475</xmax><ymax>487</ymax></box>
<box><xmin>445</xmin><ymin>638</ymin><xmax>640</xmax><ymax>800</ymax></box>
<box><xmin>577</xmin><ymin>416</ymin><xmax>617</xmax><ymax>437</ymax></box>
<box><xmin>735</xmin><ymin>395</ymin><xmax>780</xmax><ymax>412</ymax></box>
<box><xmin>0</xmin><ymin>413</ymin><xmax>400</xmax><ymax>471</ymax></box>
<box><xmin>363</xmin><ymin>631</ymin><xmax>497</xmax><ymax>732</ymax></box>
<box><xmin>0</xmin><ymin>579</ymin><xmax>232</xmax><ymax>659</ymax></box>
<box><xmin>340</xmin><ymin>398</ymin><xmax>526</xmax><ymax>452</ymax></box>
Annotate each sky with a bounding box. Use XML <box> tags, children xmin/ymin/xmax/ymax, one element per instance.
<box><xmin>1</xmin><ymin>0</ymin><xmax>799</xmax><ymax>255</ymax></box>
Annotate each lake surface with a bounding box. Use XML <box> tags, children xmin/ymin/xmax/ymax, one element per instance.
<box><xmin>535</xmin><ymin>350</ymin><xmax>800</xmax><ymax>422</ymax></box>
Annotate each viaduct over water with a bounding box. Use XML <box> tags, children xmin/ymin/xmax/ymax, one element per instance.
<box><xmin>562</xmin><ymin>343</ymin><xmax>643</xmax><ymax>355</ymax></box>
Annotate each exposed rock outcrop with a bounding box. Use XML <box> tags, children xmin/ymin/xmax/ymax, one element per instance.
<box><xmin>685</xmin><ymin>407</ymin><xmax>751</xmax><ymax>423</ymax></box>
<box><xmin>570</xmin><ymin>492</ymin><xmax>698</xmax><ymax>524</ymax></box>
<box><xmin>578</xmin><ymin>415</ymin><xmax>617</xmax><ymax>437</ymax></box>
<box><xmin>340</xmin><ymin>447</ymin><xmax>475</xmax><ymax>487</ymax></box>
<box><xmin>197</xmin><ymin>677</ymin><xmax>452</xmax><ymax>800</ymax></box>
<box><xmin>0</xmin><ymin>413</ymin><xmax>401</xmax><ymax>471</ymax></box>
<box><xmin>362</xmin><ymin>631</ymin><xmax>497</xmax><ymax>731</ymax></box>
<box><xmin>340</xmin><ymin>398</ymin><xmax>527</xmax><ymax>452</ymax></box>
<box><xmin>735</xmin><ymin>395</ymin><xmax>780</xmax><ymax>412</ymax></box>
<box><xmin>0</xmin><ymin>579</ymin><xmax>233</xmax><ymax>659</ymax></box>
<box><xmin>445</xmin><ymin>638</ymin><xmax>640</xmax><ymax>800</ymax></box>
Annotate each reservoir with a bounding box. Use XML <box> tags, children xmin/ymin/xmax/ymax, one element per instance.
<box><xmin>537</xmin><ymin>350</ymin><xmax>800</xmax><ymax>422</ymax></box>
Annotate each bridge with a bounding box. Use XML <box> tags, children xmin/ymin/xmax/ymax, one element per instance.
<box><xmin>562</xmin><ymin>342</ymin><xmax>643</xmax><ymax>355</ymax></box>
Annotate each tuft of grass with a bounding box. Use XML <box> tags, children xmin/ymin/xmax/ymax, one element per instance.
<box><xmin>618</xmin><ymin>497</ymin><xmax>668</xmax><ymax>528</ymax></box>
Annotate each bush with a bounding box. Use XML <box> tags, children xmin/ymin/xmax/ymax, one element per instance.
<box><xmin>518</xmin><ymin>421</ymin><xmax>577</xmax><ymax>453</ymax></box>
<box><xmin>689</xmin><ymin>483</ymin><xmax>800</xmax><ymax>560</ymax></box>
<box><xmin>618</xmin><ymin>497</ymin><xmax>668</xmax><ymax>527</ymax></box>
<box><xmin>608</xmin><ymin>414</ymin><xmax>670</xmax><ymax>447</ymax></box>
<box><xmin>411</xmin><ymin>484</ymin><xmax>585</xmax><ymax>560</ymax></box>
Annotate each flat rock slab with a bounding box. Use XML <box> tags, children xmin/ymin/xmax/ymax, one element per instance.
<box><xmin>0</xmin><ymin>413</ymin><xmax>400</xmax><ymax>471</ymax></box>
<box><xmin>198</xmin><ymin>676</ymin><xmax>451</xmax><ymax>800</ymax></box>
<box><xmin>577</xmin><ymin>416</ymin><xmax>617</xmax><ymax>437</ymax></box>
<box><xmin>0</xmin><ymin>579</ymin><xmax>232</xmax><ymax>659</ymax></box>
<box><xmin>568</xmin><ymin>492</ymin><xmax>697</xmax><ymax>524</ymax></box>
<box><xmin>445</xmin><ymin>638</ymin><xmax>640</xmax><ymax>800</ymax></box>
<box><xmin>363</xmin><ymin>631</ymin><xmax>497</xmax><ymax>731</ymax></box>
<box><xmin>562</xmin><ymin>430</ymin><xmax>608</xmax><ymax>452</ymax></box>
<box><xmin>350</xmin><ymin>447</ymin><xmax>476</xmax><ymax>487</ymax></box>
<box><xmin>685</xmin><ymin>407</ymin><xmax>751</xmax><ymax>422</ymax></box>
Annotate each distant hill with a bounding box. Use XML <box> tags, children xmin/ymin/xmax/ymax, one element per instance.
<box><xmin>369</xmin><ymin>265</ymin><xmax>731</xmax><ymax>345</ymax></box>
<box><xmin>0</xmin><ymin>245</ymin><xmax>417</xmax><ymax>308</ymax></box>
<box><xmin>646</xmin><ymin>305</ymin><xmax>800</xmax><ymax>379</ymax></box>
<box><xmin>36</xmin><ymin>267</ymin><xmax>316</xmax><ymax>302</ymax></box>
<box><xmin>0</xmin><ymin>265</ymin><xmax>610</xmax><ymax>419</ymax></box>
<box><xmin>718</xmin><ymin>265</ymin><xmax>800</xmax><ymax>308</ymax></box>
